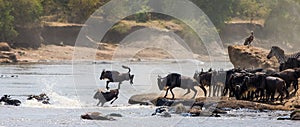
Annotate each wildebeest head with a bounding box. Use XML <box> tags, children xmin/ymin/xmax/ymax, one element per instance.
<box><xmin>157</xmin><ymin>75</ymin><xmax>166</xmax><ymax>90</ymax></box>
<box><xmin>100</xmin><ymin>69</ymin><xmax>112</xmax><ymax>80</ymax></box>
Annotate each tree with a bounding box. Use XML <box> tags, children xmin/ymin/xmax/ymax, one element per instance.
<box><xmin>68</xmin><ymin>0</ymin><xmax>102</xmax><ymax>23</ymax></box>
<box><xmin>190</xmin><ymin>0</ymin><xmax>235</xmax><ymax>30</ymax></box>
<box><xmin>232</xmin><ymin>0</ymin><xmax>273</xmax><ymax>23</ymax></box>
<box><xmin>10</xmin><ymin>0</ymin><xmax>43</xmax><ymax>27</ymax></box>
<box><xmin>0</xmin><ymin>0</ymin><xmax>17</xmax><ymax>42</ymax></box>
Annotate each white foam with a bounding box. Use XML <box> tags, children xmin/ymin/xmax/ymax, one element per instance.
<box><xmin>22</xmin><ymin>92</ymin><xmax>83</xmax><ymax>109</ymax></box>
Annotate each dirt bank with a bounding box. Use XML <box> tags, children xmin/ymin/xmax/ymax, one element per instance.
<box><xmin>13</xmin><ymin>44</ymin><xmax>213</xmax><ymax>63</ymax></box>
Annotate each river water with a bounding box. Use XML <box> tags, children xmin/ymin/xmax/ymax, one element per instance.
<box><xmin>0</xmin><ymin>60</ymin><xmax>298</xmax><ymax>127</ymax></box>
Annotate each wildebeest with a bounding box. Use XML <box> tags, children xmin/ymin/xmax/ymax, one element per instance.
<box><xmin>236</xmin><ymin>72</ymin><xmax>266</xmax><ymax>101</ymax></box>
<box><xmin>279</xmin><ymin>57</ymin><xmax>300</xmax><ymax>71</ymax></box>
<box><xmin>0</xmin><ymin>95</ymin><xmax>21</xmax><ymax>106</ymax></box>
<box><xmin>157</xmin><ymin>73</ymin><xmax>206</xmax><ymax>99</ymax></box>
<box><xmin>194</xmin><ymin>69</ymin><xmax>225</xmax><ymax>97</ymax></box>
<box><xmin>100</xmin><ymin>65</ymin><xmax>134</xmax><ymax>90</ymax></box>
<box><xmin>93</xmin><ymin>89</ymin><xmax>119</xmax><ymax>106</ymax></box>
<box><xmin>27</xmin><ymin>93</ymin><xmax>50</xmax><ymax>104</ymax></box>
<box><xmin>272</xmin><ymin>68</ymin><xmax>300</xmax><ymax>94</ymax></box>
<box><xmin>264</xmin><ymin>76</ymin><xmax>286</xmax><ymax>103</ymax></box>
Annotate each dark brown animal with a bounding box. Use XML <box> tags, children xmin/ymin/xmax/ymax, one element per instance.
<box><xmin>93</xmin><ymin>89</ymin><xmax>119</xmax><ymax>106</ymax></box>
<box><xmin>264</xmin><ymin>76</ymin><xmax>286</xmax><ymax>103</ymax></box>
<box><xmin>272</xmin><ymin>68</ymin><xmax>300</xmax><ymax>94</ymax></box>
<box><xmin>244</xmin><ymin>31</ymin><xmax>254</xmax><ymax>46</ymax></box>
<box><xmin>279</xmin><ymin>57</ymin><xmax>300</xmax><ymax>71</ymax></box>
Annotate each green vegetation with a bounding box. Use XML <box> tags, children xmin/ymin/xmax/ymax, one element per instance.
<box><xmin>0</xmin><ymin>0</ymin><xmax>17</xmax><ymax>42</ymax></box>
<box><xmin>0</xmin><ymin>0</ymin><xmax>299</xmax><ymax>47</ymax></box>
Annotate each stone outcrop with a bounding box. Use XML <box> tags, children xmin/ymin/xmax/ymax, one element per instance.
<box><xmin>228</xmin><ymin>45</ymin><xmax>279</xmax><ymax>69</ymax></box>
<box><xmin>0</xmin><ymin>42</ymin><xmax>17</xmax><ymax>63</ymax></box>
<box><xmin>81</xmin><ymin>112</ymin><xmax>122</xmax><ymax>121</ymax></box>
<box><xmin>291</xmin><ymin>110</ymin><xmax>300</xmax><ymax>120</ymax></box>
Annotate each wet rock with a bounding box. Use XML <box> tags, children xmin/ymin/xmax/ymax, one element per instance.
<box><xmin>277</xmin><ymin>115</ymin><xmax>290</xmax><ymax>120</ymax></box>
<box><xmin>228</xmin><ymin>45</ymin><xmax>278</xmax><ymax>69</ymax></box>
<box><xmin>107</xmin><ymin>113</ymin><xmax>122</xmax><ymax>117</ymax></box>
<box><xmin>128</xmin><ymin>93</ymin><xmax>159</xmax><ymax>105</ymax></box>
<box><xmin>81</xmin><ymin>112</ymin><xmax>116</xmax><ymax>121</ymax></box>
<box><xmin>0</xmin><ymin>42</ymin><xmax>11</xmax><ymax>51</ymax></box>
<box><xmin>172</xmin><ymin>103</ymin><xmax>188</xmax><ymax>114</ymax></box>
<box><xmin>0</xmin><ymin>51</ymin><xmax>17</xmax><ymax>63</ymax></box>
<box><xmin>152</xmin><ymin>107</ymin><xmax>171</xmax><ymax>117</ymax></box>
<box><xmin>154</xmin><ymin>97</ymin><xmax>195</xmax><ymax>107</ymax></box>
<box><xmin>291</xmin><ymin>110</ymin><xmax>300</xmax><ymax>120</ymax></box>
<box><xmin>212</xmin><ymin>108</ymin><xmax>227</xmax><ymax>114</ymax></box>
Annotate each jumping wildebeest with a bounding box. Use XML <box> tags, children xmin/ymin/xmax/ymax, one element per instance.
<box><xmin>93</xmin><ymin>89</ymin><xmax>119</xmax><ymax>106</ymax></box>
<box><xmin>264</xmin><ymin>76</ymin><xmax>286</xmax><ymax>103</ymax></box>
<box><xmin>0</xmin><ymin>95</ymin><xmax>21</xmax><ymax>106</ymax></box>
<box><xmin>157</xmin><ymin>73</ymin><xmax>206</xmax><ymax>99</ymax></box>
<box><xmin>100</xmin><ymin>65</ymin><xmax>134</xmax><ymax>90</ymax></box>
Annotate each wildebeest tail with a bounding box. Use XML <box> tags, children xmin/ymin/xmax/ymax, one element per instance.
<box><xmin>122</xmin><ymin>65</ymin><xmax>131</xmax><ymax>73</ymax></box>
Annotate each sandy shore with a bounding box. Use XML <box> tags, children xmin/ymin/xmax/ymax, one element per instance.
<box><xmin>13</xmin><ymin>44</ymin><xmax>226</xmax><ymax>63</ymax></box>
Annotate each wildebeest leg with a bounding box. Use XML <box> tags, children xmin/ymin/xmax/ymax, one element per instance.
<box><xmin>212</xmin><ymin>84</ymin><xmax>217</xmax><ymax>97</ymax></box>
<box><xmin>293</xmin><ymin>80</ymin><xmax>298</xmax><ymax>93</ymax></box>
<box><xmin>110</xmin><ymin>96</ymin><xmax>118</xmax><ymax>104</ymax></box>
<box><xmin>170</xmin><ymin>88</ymin><xmax>175</xmax><ymax>100</ymax></box>
<box><xmin>164</xmin><ymin>88</ymin><xmax>170</xmax><ymax>98</ymax></box>
<box><xmin>208</xmin><ymin>85</ymin><xmax>212</xmax><ymax>97</ymax></box>
<box><xmin>285</xmin><ymin>87</ymin><xmax>289</xmax><ymax>98</ymax></box>
<box><xmin>96</xmin><ymin>100</ymin><xmax>101</xmax><ymax>106</ymax></box>
<box><xmin>271</xmin><ymin>92</ymin><xmax>275</xmax><ymax>102</ymax></box>
<box><xmin>130</xmin><ymin>75</ymin><xmax>134</xmax><ymax>84</ymax></box>
<box><xmin>216</xmin><ymin>85</ymin><xmax>221</xmax><ymax>96</ymax></box>
<box><xmin>106</xmin><ymin>81</ymin><xmax>110</xmax><ymax>90</ymax></box>
<box><xmin>191</xmin><ymin>87</ymin><xmax>197</xmax><ymax>99</ymax></box>
<box><xmin>199</xmin><ymin>85</ymin><xmax>207</xmax><ymax>97</ymax></box>
<box><xmin>222</xmin><ymin>87</ymin><xmax>228</xmax><ymax>96</ymax></box>
<box><xmin>183</xmin><ymin>89</ymin><xmax>191</xmax><ymax>96</ymax></box>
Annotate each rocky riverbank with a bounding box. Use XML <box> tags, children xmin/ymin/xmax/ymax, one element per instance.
<box><xmin>228</xmin><ymin>45</ymin><xmax>279</xmax><ymax>69</ymax></box>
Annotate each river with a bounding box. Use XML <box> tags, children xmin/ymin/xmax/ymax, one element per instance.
<box><xmin>0</xmin><ymin>60</ymin><xmax>298</xmax><ymax>127</ymax></box>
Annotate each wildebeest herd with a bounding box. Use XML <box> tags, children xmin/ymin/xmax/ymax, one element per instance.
<box><xmin>96</xmin><ymin>46</ymin><xmax>300</xmax><ymax>106</ymax></box>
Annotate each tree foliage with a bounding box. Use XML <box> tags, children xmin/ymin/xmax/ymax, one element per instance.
<box><xmin>190</xmin><ymin>0</ymin><xmax>235</xmax><ymax>29</ymax></box>
<box><xmin>0</xmin><ymin>0</ymin><xmax>17</xmax><ymax>42</ymax></box>
<box><xmin>11</xmin><ymin>0</ymin><xmax>43</xmax><ymax>27</ymax></box>
<box><xmin>264</xmin><ymin>0</ymin><xmax>300</xmax><ymax>44</ymax></box>
<box><xmin>232</xmin><ymin>0</ymin><xmax>273</xmax><ymax>23</ymax></box>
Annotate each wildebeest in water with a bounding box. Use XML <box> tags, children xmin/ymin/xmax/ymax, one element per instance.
<box><xmin>0</xmin><ymin>95</ymin><xmax>21</xmax><ymax>106</ymax></box>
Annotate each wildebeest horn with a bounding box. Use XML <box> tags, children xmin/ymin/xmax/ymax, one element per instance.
<box><xmin>158</xmin><ymin>75</ymin><xmax>161</xmax><ymax>78</ymax></box>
